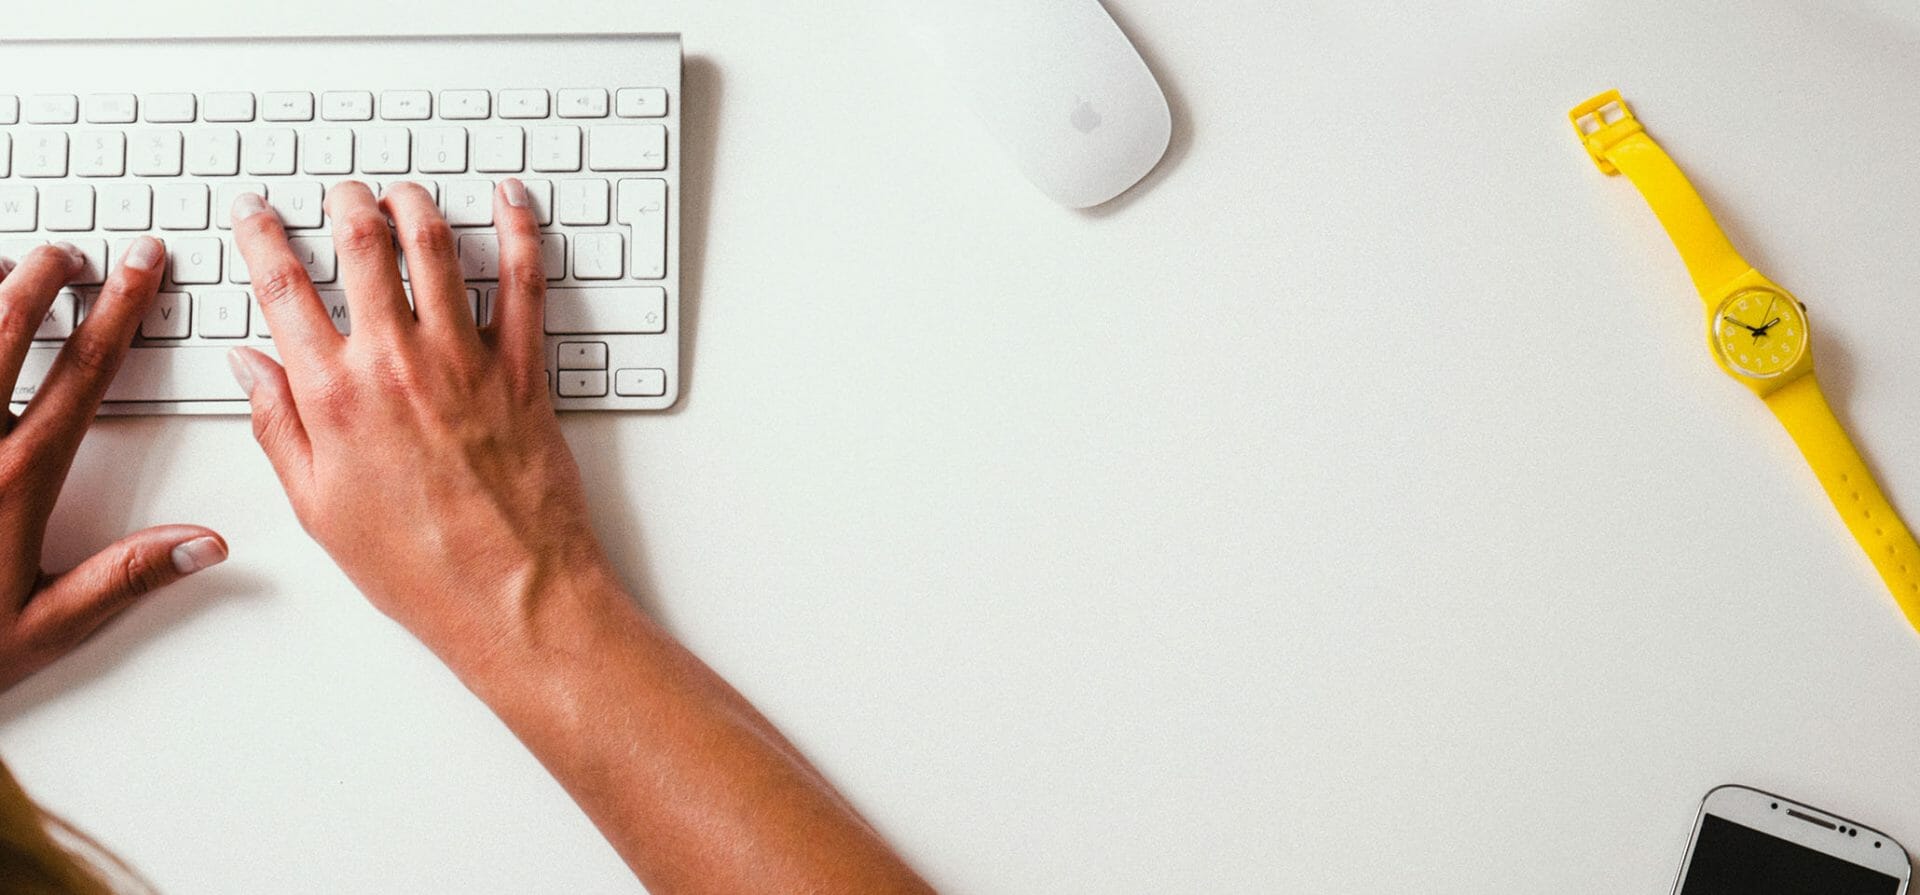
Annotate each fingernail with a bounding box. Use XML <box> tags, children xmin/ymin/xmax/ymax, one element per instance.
<box><xmin>501</xmin><ymin>178</ymin><xmax>529</xmax><ymax>208</ymax></box>
<box><xmin>0</xmin><ymin>258</ymin><xmax>13</xmax><ymax>279</ymax></box>
<box><xmin>231</xmin><ymin>191</ymin><xmax>268</xmax><ymax>222</ymax></box>
<box><xmin>52</xmin><ymin>241</ymin><xmax>86</xmax><ymax>270</ymax></box>
<box><xmin>226</xmin><ymin>349</ymin><xmax>256</xmax><ymax>394</ymax></box>
<box><xmin>171</xmin><ymin>537</ymin><xmax>227</xmax><ymax>575</ymax></box>
<box><xmin>123</xmin><ymin>236</ymin><xmax>165</xmax><ymax>271</ymax></box>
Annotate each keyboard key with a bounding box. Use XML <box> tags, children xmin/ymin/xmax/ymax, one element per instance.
<box><xmin>315</xmin><ymin>291</ymin><xmax>352</xmax><ymax>333</ymax></box>
<box><xmin>140</xmin><ymin>292</ymin><xmax>191</xmax><ymax>339</ymax></box>
<box><xmin>617</xmin><ymin>178</ymin><xmax>668</xmax><ymax>280</ymax></box>
<box><xmin>0</xmin><ymin>239</ymin><xmax>47</xmax><ymax>264</ymax></box>
<box><xmin>588</xmin><ymin>125</ymin><xmax>666</xmax><ymax>172</ymax></box>
<box><xmin>541</xmin><ymin>234</ymin><xmax>566</xmax><ymax>279</ymax></box>
<box><xmin>167</xmin><ymin>238</ymin><xmax>222</xmax><ymax>284</ymax></box>
<box><xmin>557</xmin><ymin>88</ymin><xmax>609</xmax><ymax>119</ymax></box>
<box><xmin>457</xmin><ymin>233</ymin><xmax>499</xmax><ymax>280</ymax></box>
<box><xmin>570</xmin><ymin>233</ymin><xmax>624</xmax><ymax>280</ymax></box>
<box><xmin>131</xmin><ymin>129</ymin><xmax>185</xmax><ymax>176</ymax></box>
<box><xmin>358</xmin><ymin>128</ymin><xmax>411</xmax><ymax>174</ymax></box>
<box><xmin>99</xmin><ymin>184</ymin><xmax>153</xmax><ymax>231</ymax></box>
<box><xmin>440</xmin><ymin>90</ymin><xmax>491</xmax><ymax>120</ymax></box>
<box><xmin>529</xmin><ymin>126</ymin><xmax>582</xmax><ymax>172</ymax></box>
<box><xmin>185</xmin><ymin>130</ymin><xmax>241</xmax><ymax>176</ymax></box>
<box><xmin>243</xmin><ymin>128</ymin><xmax>297</xmax><ymax>175</ymax></box>
<box><xmin>204</xmin><ymin>92</ymin><xmax>256</xmax><ymax>122</ymax></box>
<box><xmin>444</xmin><ymin>181</ymin><xmax>494</xmax><ymax>226</ymax></box>
<box><xmin>0</xmin><ymin>96</ymin><xmax>17</xmax><ymax>125</ymax></box>
<box><xmin>142</xmin><ymin>93</ymin><xmax>196</xmax><ymax>123</ymax></box>
<box><xmin>499</xmin><ymin>89</ymin><xmax>549</xmax><ymax>119</ymax></box>
<box><xmin>70</xmin><ymin>240</ymin><xmax>108</xmax><ymax>286</ymax></box>
<box><xmin>262</xmin><ymin>91</ymin><xmax>315</xmax><ymax>122</ymax></box>
<box><xmin>269</xmin><ymin>181</ymin><xmax>325</xmax><ymax>229</ymax></box>
<box><xmin>417</xmin><ymin>128</ymin><xmax>468</xmax><ymax>174</ymax></box>
<box><xmin>557</xmin><ymin>370</ymin><xmax>607</xmax><ymax>397</ymax></box>
<box><xmin>43</xmin><ymin>185</ymin><xmax>95</xmax><ymax>232</ymax></box>
<box><xmin>84</xmin><ymin>93</ymin><xmax>138</xmax><ymax>124</ymax></box>
<box><xmin>524</xmin><ymin>179</ymin><xmax>554</xmax><ymax>225</ymax></box>
<box><xmin>614</xmin><ymin>367</ymin><xmax>668</xmax><ymax>397</ymax></box>
<box><xmin>196</xmin><ymin>291</ymin><xmax>250</xmax><ymax>338</ymax></box>
<box><xmin>15</xmin><ymin>346</ymin><xmax>248</xmax><ymax>403</ymax></box>
<box><xmin>472</xmin><ymin>126</ymin><xmax>525</xmax><ymax>173</ymax></box>
<box><xmin>26</xmin><ymin>94</ymin><xmax>79</xmax><ymax>125</ymax></box>
<box><xmin>544</xmin><ymin>287</ymin><xmax>665</xmax><ymax>334</ymax></box>
<box><xmin>557</xmin><ymin>341</ymin><xmax>607</xmax><ymax>369</ymax></box>
<box><xmin>558</xmin><ymin>179</ymin><xmax>610</xmax><ymax>226</ymax></box>
<box><xmin>72</xmin><ymin>132</ymin><xmax>127</xmax><ymax>177</ymax></box>
<box><xmin>615</xmin><ymin>88</ymin><xmax>668</xmax><ymax>118</ymax></box>
<box><xmin>0</xmin><ymin>187</ymin><xmax>33</xmax><ymax>232</ymax></box>
<box><xmin>34</xmin><ymin>291</ymin><xmax>77</xmax><ymax>340</ymax></box>
<box><xmin>290</xmin><ymin>236</ymin><xmax>337</xmax><ymax>284</ymax></box>
<box><xmin>302</xmin><ymin>128</ymin><xmax>354</xmax><ymax>175</ymax></box>
<box><xmin>381</xmin><ymin>90</ymin><xmax>432</xmax><ymax>121</ymax></box>
<box><xmin>0</xmin><ymin>135</ymin><xmax>8</xmax><ymax>178</ymax></box>
<box><xmin>321</xmin><ymin>91</ymin><xmax>374</xmax><ymax>122</ymax></box>
<box><xmin>214</xmin><ymin>182</ymin><xmax>267</xmax><ymax>231</ymax></box>
<box><xmin>17</xmin><ymin>134</ymin><xmax>69</xmax><ymax>178</ymax></box>
<box><xmin>155</xmin><ymin>184</ymin><xmax>210</xmax><ymax>230</ymax></box>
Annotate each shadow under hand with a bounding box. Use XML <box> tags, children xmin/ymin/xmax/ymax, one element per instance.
<box><xmin>0</xmin><ymin>566</ymin><xmax>273</xmax><ymax>728</ymax></box>
<box><xmin>0</xmin><ymin>417</ymin><xmax>266</xmax><ymax>725</ymax></box>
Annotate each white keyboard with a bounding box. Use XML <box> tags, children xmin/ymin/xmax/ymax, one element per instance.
<box><xmin>0</xmin><ymin>34</ymin><xmax>681</xmax><ymax>414</ymax></box>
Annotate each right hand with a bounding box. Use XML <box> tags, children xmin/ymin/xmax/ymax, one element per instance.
<box><xmin>226</xmin><ymin>181</ymin><xmax>616</xmax><ymax>658</ymax></box>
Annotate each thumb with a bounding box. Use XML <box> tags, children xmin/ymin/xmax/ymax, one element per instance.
<box><xmin>19</xmin><ymin>525</ymin><xmax>226</xmax><ymax>658</ymax></box>
<box><xmin>228</xmin><ymin>347</ymin><xmax>312</xmax><ymax>492</ymax></box>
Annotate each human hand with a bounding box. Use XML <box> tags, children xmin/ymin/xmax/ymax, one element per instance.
<box><xmin>226</xmin><ymin>181</ymin><xmax>612</xmax><ymax>660</ymax></box>
<box><xmin>0</xmin><ymin>239</ymin><xmax>227</xmax><ymax>691</ymax></box>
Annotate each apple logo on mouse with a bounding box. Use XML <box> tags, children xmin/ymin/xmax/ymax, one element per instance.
<box><xmin>1070</xmin><ymin>97</ymin><xmax>1103</xmax><ymax>134</ymax></box>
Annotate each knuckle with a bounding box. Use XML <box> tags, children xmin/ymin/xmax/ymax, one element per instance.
<box><xmin>402</xmin><ymin>221</ymin><xmax>455</xmax><ymax>258</ymax></box>
<box><xmin>303</xmin><ymin>369</ymin><xmax>359</xmax><ymax>419</ymax></box>
<box><xmin>500</xmin><ymin>262</ymin><xmax>545</xmax><ymax>300</ymax></box>
<box><xmin>332</xmin><ymin>214</ymin><xmax>393</xmax><ymax>258</ymax></box>
<box><xmin>252</xmin><ymin>263</ymin><xmax>312</xmax><ymax>307</ymax></box>
<box><xmin>61</xmin><ymin>335</ymin><xmax>120</xmax><ymax>379</ymax></box>
<box><xmin>114</xmin><ymin>548</ymin><xmax>168</xmax><ymax>600</ymax></box>
<box><xmin>0</xmin><ymin>301</ymin><xmax>38</xmax><ymax>344</ymax></box>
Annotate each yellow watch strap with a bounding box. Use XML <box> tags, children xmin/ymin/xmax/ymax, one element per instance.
<box><xmin>1569</xmin><ymin>91</ymin><xmax>1753</xmax><ymax>299</ymax></box>
<box><xmin>1765</xmin><ymin>374</ymin><xmax>1920</xmax><ymax>626</ymax></box>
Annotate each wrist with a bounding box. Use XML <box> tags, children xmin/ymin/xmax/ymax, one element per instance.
<box><xmin>414</xmin><ymin>555</ymin><xmax>641</xmax><ymax>683</ymax></box>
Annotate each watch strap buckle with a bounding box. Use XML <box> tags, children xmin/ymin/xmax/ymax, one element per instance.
<box><xmin>1569</xmin><ymin>89</ymin><xmax>1642</xmax><ymax>175</ymax></box>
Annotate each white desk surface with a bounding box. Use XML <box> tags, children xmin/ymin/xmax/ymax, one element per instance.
<box><xmin>8</xmin><ymin>1</ymin><xmax>1920</xmax><ymax>891</ymax></box>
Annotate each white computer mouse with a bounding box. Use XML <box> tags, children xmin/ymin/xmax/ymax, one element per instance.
<box><xmin>904</xmin><ymin>0</ymin><xmax>1174</xmax><ymax>209</ymax></box>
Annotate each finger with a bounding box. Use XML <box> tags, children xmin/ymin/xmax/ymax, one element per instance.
<box><xmin>0</xmin><ymin>255</ymin><xmax>16</xmax><ymax>282</ymax></box>
<box><xmin>13</xmin><ymin>237</ymin><xmax>164</xmax><ymax>449</ymax></box>
<box><xmin>228</xmin><ymin>347</ymin><xmax>314</xmax><ymax>499</ymax></box>
<box><xmin>231</xmin><ymin>191</ymin><xmax>343</xmax><ymax>374</ymax></box>
<box><xmin>381</xmin><ymin>182</ymin><xmax>469</xmax><ymax>333</ymax></box>
<box><xmin>19</xmin><ymin>525</ymin><xmax>225</xmax><ymax>663</ymax></box>
<box><xmin>0</xmin><ymin>243</ymin><xmax>83</xmax><ymax>399</ymax></box>
<box><xmin>324</xmin><ymin>181</ymin><xmax>414</xmax><ymax>340</ymax></box>
<box><xmin>489</xmin><ymin>179</ymin><xmax>547</xmax><ymax>372</ymax></box>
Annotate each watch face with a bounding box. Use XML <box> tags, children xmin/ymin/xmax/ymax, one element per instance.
<box><xmin>1713</xmin><ymin>289</ymin><xmax>1809</xmax><ymax>378</ymax></box>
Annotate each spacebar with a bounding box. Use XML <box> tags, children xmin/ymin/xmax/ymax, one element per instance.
<box><xmin>14</xmin><ymin>346</ymin><xmax>260</xmax><ymax>404</ymax></box>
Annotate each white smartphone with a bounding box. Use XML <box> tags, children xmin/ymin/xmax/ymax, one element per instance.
<box><xmin>1672</xmin><ymin>785</ymin><xmax>1911</xmax><ymax>894</ymax></box>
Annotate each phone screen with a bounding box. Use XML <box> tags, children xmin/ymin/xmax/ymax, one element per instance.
<box><xmin>1679</xmin><ymin>814</ymin><xmax>1901</xmax><ymax>895</ymax></box>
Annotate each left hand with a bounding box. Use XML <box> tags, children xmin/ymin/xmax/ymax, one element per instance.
<box><xmin>0</xmin><ymin>238</ymin><xmax>227</xmax><ymax>691</ymax></box>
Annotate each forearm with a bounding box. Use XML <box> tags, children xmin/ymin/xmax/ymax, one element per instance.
<box><xmin>440</xmin><ymin>568</ymin><xmax>933</xmax><ymax>895</ymax></box>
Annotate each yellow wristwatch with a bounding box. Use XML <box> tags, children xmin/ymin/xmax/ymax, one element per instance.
<box><xmin>1568</xmin><ymin>89</ymin><xmax>1920</xmax><ymax>632</ymax></box>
